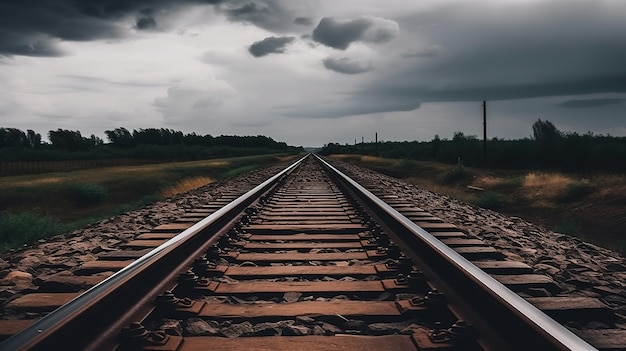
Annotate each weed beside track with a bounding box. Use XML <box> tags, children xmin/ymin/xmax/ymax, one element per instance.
<box><xmin>329</xmin><ymin>154</ymin><xmax>626</xmax><ymax>255</ymax></box>
<box><xmin>0</xmin><ymin>154</ymin><xmax>298</xmax><ymax>251</ymax></box>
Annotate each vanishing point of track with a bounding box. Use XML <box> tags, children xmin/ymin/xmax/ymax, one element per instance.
<box><xmin>0</xmin><ymin>154</ymin><xmax>605</xmax><ymax>350</ymax></box>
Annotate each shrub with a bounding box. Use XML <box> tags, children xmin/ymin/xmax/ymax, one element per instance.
<box><xmin>472</xmin><ymin>191</ymin><xmax>506</xmax><ymax>210</ymax></box>
<box><xmin>556</xmin><ymin>181</ymin><xmax>596</xmax><ymax>203</ymax></box>
<box><xmin>69</xmin><ymin>182</ymin><xmax>108</xmax><ymax>205</ymax></box>
<box><xmin>0</xmin><ymin>212</ymin><xmax>67</xmax><ymax>250</ymax></box>
<box><xmin>442</xmin><ymin>160</ymin><xmax>470</xmax><ymax>184</ymax></box>
<box><xmin>552</xmin><ymin>218</ymin><xmax>581</xmax><ymax>235</ymax></box>
<box><xmin>505</xmin><ymin>176</ymin><xmax>524</xmax><ymax>187</ymax></box>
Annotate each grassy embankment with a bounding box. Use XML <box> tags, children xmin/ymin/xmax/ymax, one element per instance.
<box><xmin>0</xmin><ymin>154</ymin><xmax>298</xmax><ymax>251</ymax></box>
<box><xmin>329</xmin><ymin>154</ymin><xmax>626</xmax><ymax>255</ymax></box>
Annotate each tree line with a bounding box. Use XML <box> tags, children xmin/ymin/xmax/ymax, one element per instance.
<box><xmin>0</xmin><ymin>127</ymin><xmax>302</xmax><ymax>161</ymax></box>
<box><xmin>320</xmin><ymin>119</ymin><xmax>626</xmax><ymax>172</ymax></box>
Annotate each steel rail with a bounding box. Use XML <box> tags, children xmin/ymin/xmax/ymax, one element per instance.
<box><xmin>0</xmin><ymin>154</ymin><xmax>309</xmax><ymax>351</ymax></box>
<box><xmin>314</xmin><ymin>154</ymin><xmax>596</xmax><ymax>351</ymax></box>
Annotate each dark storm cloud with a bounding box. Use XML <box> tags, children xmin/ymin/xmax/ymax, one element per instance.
<box><xmin>136</xmin><ymin>16</ymin><xmax>157</xmax><ymax>30</ymax></box>
<box><xmin>558</xmin><ymin>98</ymin><xmax>625</xmax><ymax>108</ymax></box>
<box><xmin>0</xmin><ymin>0</ymin><xmax>305</xmax><ymax>56</ymax></box>
<box><xmin>0</xmin><ymin>34</ymin><xmax>66</xmax><ymax>57</ymax></box>
<box><xmin>294</xmin><ymin>17</ymin><xmax>313</xmax><ymax>26</ymax></box>
<box><xmin>312</xmin><ymin>16</ymin><xmax>399</xmax><ymax>50</ymax></box>
<box><xmin>277</xmin><ymin>95</ymin><xmax>420</xmax><ymax>119</ymax></box>
<box><xmin>0</xmin><ymin>0</ymin><xmax>223</xmax><ymax>57</ymax></box>
<box><xmin>135</xmin><ymin>8</ymin><xmax>157</xmax><ymax>30</ymax></box>
<box><xmin>349</xmin><ymin>1</ymin><xmax>626</xmax><ymax>116</ymax></box>
<box><xmin>278</xmin><ymin>1</ymin><xmax>626</xmax><ymax>120</ymax></box>
<box><xmin>0</xmin><ymin>1</ymin><xmax>125</xmax><ymax>56</ymax></box>
<box><xmin>224</xmin><ymin>2</ymin><xmax>269</xmax><ymax>22</ymax></box>
<box><xmin>322</xmin><ymin>57</ymin><xmax>373</xmax><ymax>75</ymax></box>
<box><xmin>248</xmin><ymin>36</ymin><xmax>295</xmax><ymax>57</ymax></box>
<box><xmin>220</xmin><ymin>1</ymin><xmax>297</xmax><ymax>32</ymax></box>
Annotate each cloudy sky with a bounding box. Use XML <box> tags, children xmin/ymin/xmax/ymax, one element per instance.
<box><xmin>1</xmin><ymin>0</ymin><xmax>625</xmax><ymax>147</ymax></box>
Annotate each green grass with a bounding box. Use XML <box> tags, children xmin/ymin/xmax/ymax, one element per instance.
<box><xmin>442</xmin><ymin>161</ymin><xmax>470</xmax><ymax>184</ymax></box>
<box><xmin>0</xmin><ymin>212</ymin><xmax>68</xmax><ymax>251</ymax></box>
<box><xmin>0</xmin><ymin>153</ymin><xmax>297</xmax><ymax>251</ymax></box>
<box><xmin>329</xmin><ymin>154</ymin><xmax>626</xmax><ymax>256</ymax></box>
<box><xmin>220</xmin><ymin>165</ymin><xmax>259</xmax><ymax>179</ymax></box>
<box><xmin>0</xmin><ymin>194</ymin><xmax>167</xmax><ymax>251</ymax></box>
<box><xmin>552</xmin><ymin>217</ymin><xmax>582</xmax><ymax>236</ymax></box>
<box><xmin>471</xmin><ymin>191</ymin><xmax>506</xmax><ymax>210</ymax></box>
<box><xmin>69</xmin><ymin>183</ymin><xmax>109</xmax><ymax>206</ymax></box>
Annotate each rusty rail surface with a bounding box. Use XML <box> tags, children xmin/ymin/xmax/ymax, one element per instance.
<box><xmin>0</xmin><ymin>153</ymin><xmax>600</xmax><ymax>350</ymax></box>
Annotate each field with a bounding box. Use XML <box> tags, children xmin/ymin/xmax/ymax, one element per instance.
<box><xmin>329</xmin><ymin>154</ymin><xmax>626</xmax><ymax>255</ymax></box>
<box><xmin>0</xmin><ymin>154</ymin><xmax>298</xmax><ymax>251</ymax></box>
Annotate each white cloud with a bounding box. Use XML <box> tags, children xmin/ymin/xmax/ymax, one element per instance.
<box><xmin>0</xmin><ymin>0</ymin><xmax>624</xmax><ymax>147</ymax></box>
<box><xmin>153</xmin><ymin>75</ymin><xmax>238</xmax><ymax>122</ymax></box>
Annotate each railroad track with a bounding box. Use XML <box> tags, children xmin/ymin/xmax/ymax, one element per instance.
<box><xmin>0</xmin><ymin>154</ymin><xmax>620</xmax><ymax>350</ymax></box>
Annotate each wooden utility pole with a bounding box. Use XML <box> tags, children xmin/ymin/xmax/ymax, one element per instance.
<box><xmin>482</xmin><ymin>100</ymin><xmax>487</xmax><ymax>164</ymax></box>
<box><xmin>375</xmin><ymin>132</ymin><xmax>378</xmax><ymax>156</ymax></box>
<box><xmin>361</xmin><ymin>136</ymin><xmax>364</xmax><ymax>154</ymax></box>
